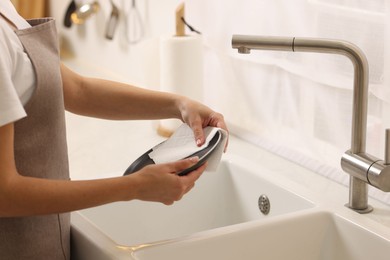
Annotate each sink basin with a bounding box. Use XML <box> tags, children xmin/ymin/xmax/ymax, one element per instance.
<box><xmin>70</xmin><ymin>144</ymin><xmax>390</xmax><ymax>260</ymax></box>
<box><xmin>132</xmin><ymin>210</ymin><xmax>390</xmax><ymax>260</ymax></box>
<box><xmin>75</xmin><ymin>156</ymin><xmax>314</xmax><ymax>246</ymax></box>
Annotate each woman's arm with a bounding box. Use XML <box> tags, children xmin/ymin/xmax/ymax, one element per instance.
<box><xmin>0</xmin><ymin>122</ymin><xmax>204</xmax><ymax>217</ymax></box>
<box><xmin>61</xmin><ymin>64</ymin><xmax>181</xmax><ymax>120</ymax></box>
<box><xmin>61</xmin><ymin>64</ymin><xmax>228</xmax><ymax>147</ymax></box>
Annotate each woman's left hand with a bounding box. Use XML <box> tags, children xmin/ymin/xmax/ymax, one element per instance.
<box><xmin>178</xmin><ymin>97</ymin><xmax>229</xmax><ymax>151</ymax></box>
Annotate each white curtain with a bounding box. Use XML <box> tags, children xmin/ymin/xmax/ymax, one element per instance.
<box><xmin>185</xmin><ymin>0</ymin><xmax>390</xmax><ymax>204</ymax></box>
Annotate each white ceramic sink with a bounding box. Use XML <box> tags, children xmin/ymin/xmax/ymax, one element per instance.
<box><xmin>75</xmin><ymin>156</ymin><xmax>314</xmax><ymax>247</ymax></box>
<box><xmin>69</xmin><ymin>134</ymin><xmax>390</xmax><ymax>260</ymax></box>
<box><xmin>132</xmin><ymin>210</ymin><xmax>390</xmax><ymax>260</ymax></box>
<box><xmin>65</xmin><ymin>59</ymin><xmax>390</xmax><ymax>260</ymax></box>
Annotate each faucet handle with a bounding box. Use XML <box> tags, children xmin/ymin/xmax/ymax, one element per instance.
<box><xmin>385</xmin><ymin>129</ymin><xmax>390</xmax><ymax>165</ymax></box>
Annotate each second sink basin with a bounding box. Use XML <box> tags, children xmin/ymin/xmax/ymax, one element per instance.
<box><xmin>76</xmin><ymin>155</ymin><xmax>314</xmax><ymax>246</ymax></box>
<box><xmin>132</xmin><ymin>210</ymin><xmax>390</xmax><ymax>260</ymax></box>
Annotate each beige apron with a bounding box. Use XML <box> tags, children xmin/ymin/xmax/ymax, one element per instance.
<box><xmin>0</xmin><ymin>18</ymin><xmax>70</xmax><ymax>260</ymax></box>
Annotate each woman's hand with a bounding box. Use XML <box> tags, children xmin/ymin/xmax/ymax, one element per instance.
<box><xmin>128</xmin><ymin>157</ymin><xmax>206</xmax><ymax>205</ymax></box>
<box><xmin>178</xmin><ymin>97</ymin><xmax>229</xmax><ymax>150</ymax></box>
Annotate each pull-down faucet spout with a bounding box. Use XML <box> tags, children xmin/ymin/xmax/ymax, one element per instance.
<box><xmin>232</xmin><ymin>34</ymin><xmax>390</xmax><ymax>213</ymax></box>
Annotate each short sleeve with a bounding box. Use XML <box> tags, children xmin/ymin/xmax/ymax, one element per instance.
<box><xmin>0</xmin><ymin>19</ymin><xmax>27</xmax><ymax>127</ymax></box>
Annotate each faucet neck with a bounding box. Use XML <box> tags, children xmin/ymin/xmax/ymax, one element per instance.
<box><xmin>293</xmin><ymin>38</ymin><xmax>369</xmax><ymax>153</ymax></box>
<box><xmin>232</xmin><ymin>35</ymin><xmax>369</xmax><ymax>153</ymax></box>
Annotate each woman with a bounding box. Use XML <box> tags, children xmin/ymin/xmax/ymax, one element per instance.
<box><xmin>0</xmin><ymin>1</ymin><xmax>228</xmax><ymax>259</ymax></box>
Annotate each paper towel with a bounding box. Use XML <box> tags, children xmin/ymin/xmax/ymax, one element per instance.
<box><xmin>158</xmin><ymin>35</ymin><xmax>204</xmax><ymax>136</ymax></box>
<box><xmin>150</xmin><ymin>123</ymin><xmax>228</xmax><ymax>172</ymax></box>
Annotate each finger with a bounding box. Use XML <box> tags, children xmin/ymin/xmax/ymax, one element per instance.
<box><xmin>167</xmin><ymin>156</ymin><xmax>200</xmax><ymax>173</ymax></box>
<box><xmin>189</xmin><ymin>118</ymin><xmax>205</xmax><ymax>147</ymax></box>
<box><xmin>180</xmin><ymin>163</ymin><xmax>206</xmax><ymax>194</ymax></box>
<box><xmin>214</xmin><ymin>120</ymin><xmax>229</xmax><ymax>152</ymax></box>
<box><xmin>163</xmin><ymin>200</ymin><xmax>175</xmax><ymax>206</ymax></box>
<box><xmin>182</xmin><ymin>162</ymin><xmax>206</xmax><ymax>183</ymax></box>
<box><xmin>206</xmin><ymin>113</ymin><xmax>229</xmax><ymax>152</ymax></box>
<box><xmin>183</xmin><ymin>182</ymin><xmax>195</xmax><ymax>194</ymax></box>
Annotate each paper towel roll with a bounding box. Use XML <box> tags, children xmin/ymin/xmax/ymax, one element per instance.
<box><xmin>158</xmin><ymin>35</ymin><xmax>203</xmax><ymax>137</ymax></box>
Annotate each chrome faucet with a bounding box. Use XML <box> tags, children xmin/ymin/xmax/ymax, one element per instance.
<box><xmin>232</xmin><ymin>35</ymin><xmax>390</xmax><ymax>213</ymax></box>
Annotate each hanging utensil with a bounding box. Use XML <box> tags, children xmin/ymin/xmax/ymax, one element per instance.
<box><xmin>125</xmin><ymin>0</ymin><xmax>144</xmax><ymax>44</ymax></box>
<box><xmin>63</xmin><ymin>0</ymin><xmax>76</xmax><ymax>28</ymax></box>
<box><xmin>71</xmin><ymin>1</ymin><xmax>100</xmax><ymax>25</ymax></box>
<box><xmin>105</xmin><ymin>0</ymin><xmax>119</xmax><ymax>40</ymax></box>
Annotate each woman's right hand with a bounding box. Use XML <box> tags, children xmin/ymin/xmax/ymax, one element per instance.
<box><xmin>127</xmin><ymin>157</ymin><xmax>206</xmax><ymax>205</ymax></box>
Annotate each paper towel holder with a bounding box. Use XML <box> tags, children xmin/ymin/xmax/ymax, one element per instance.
<box><xmin>174</xmin><ymin>2</ymin><xmax>201</xmax><ymax>36</ymax></box>
<box><xmin>157</xmin><ymin>2</ymin><xmax>203</xmax><ymax>137</ymax></box>
<box><xmin>175</xmin><ymin>2</ymin><xmax>185</xmax><ymax>36</ymax></box>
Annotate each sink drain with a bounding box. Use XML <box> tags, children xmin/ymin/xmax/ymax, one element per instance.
<box><xmin>258</xmin><ymin>194</ymin><xmax>270</xmax><ymax>215</ymax></box>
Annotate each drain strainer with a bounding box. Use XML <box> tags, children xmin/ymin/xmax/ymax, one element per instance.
<box><xmin>258</xmin><ymin>194</ymin><xmax>270</xmax><ymax>215</ymax></box>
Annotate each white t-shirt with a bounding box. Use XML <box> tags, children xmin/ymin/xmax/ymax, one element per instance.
<box><xmin>0</xmin><ymin>1</ymin><xmax>35</xmax><ymax>127</ymax></box>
